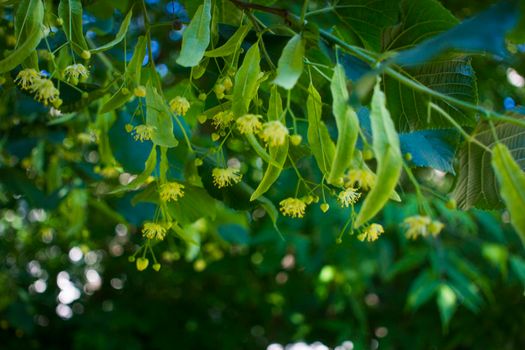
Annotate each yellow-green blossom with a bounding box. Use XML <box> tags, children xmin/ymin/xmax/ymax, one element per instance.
<box><xmin>133</xmin><ymin>125</ymin><xmax>155</xmax><ymax>142</ymax></box>
<box><xmin>31</xmin><ymin>78</ymin><xmax>60</xmax><ymax>106</ymax></box>
<box><xmin>212</xmin><ymin>110</ymin><xmax>234</xmax><ymax>130</ymax></box>
<box><xmin>63</xmin><ymin>64</ymin><xmax>89</xmax><ymax>85</ymax></box>
<box><xmin>346</xmin><ymin>169</ymin><xmax>376</xmax><ymax>191</ymax></box>
<box><xmin>403</xmin><ymin>215</ymin><xmax>444</xmax><ymax>240</ymax></box>
<box><xmin>169</xmin><ymin>96</ymin><xmax>190</xmax><ymax>116</ymax></box>
<box><xmin>142</xmin><ymin>222</ymin><xmax>168</xmax><ymax>241</ymax></box>
<box><xmin>236</xmin><ymin>114</ymin><xmax>262</xmax><ymax>135</ymax></box>
<box><xmin>15</xmin><ymin>68</ymin><xmax>40</xmax><ymax>90</ymax></box>
<box><xmin>160</xmin><ymin>182</ymin><xmax>185</xmax><ymax>202</ymax></box>
<box><xmin>279</xmin><ymin>197</ymin><xmax>306</xmax><ymax>218</ymax></box>
<box><xmin>358</xmin><ymin>223</ymin><xmax>384</xmax><ymax>242</ymax></box>
<box><xmin>212</xmin><ymin>167</ymin><xmax>242</xmax><ymax>188</ymax></box>
<box><xmin>337</xmin><ymin>187</ymin><xmax>361</xmax><ymax>207</ymax></box>
<box><xmin>260</xmin><ymin>121</ymin><xmax>289</xmax><ymax>147</ymax></box>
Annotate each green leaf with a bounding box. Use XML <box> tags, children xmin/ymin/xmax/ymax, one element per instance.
<box><xmin>112</xmin><ymin>146</ymin><xmax>157</xmax><ymax>194</ymax></box>
<box><xmin>492</xmin><ymin>143</ymin><xmax>525</xmax><ymax>245</ymax></box>
<box><xmin>273</xmin><ymin>34</ymin><xmax>305</xmax><ymax>90</ymax></box>
<box><xmin>232</xmin><ymin>43</ymin><xmax>261</xmax><ymax>117</ymax></box>
<box><xmin>453</xmin><ymin>121</ymin><xmax>525</xmax><ymax>210</ymax></box>
<box><xmin>176</xmin><ymin>0</ymin><xmax>212</xmax><ymax>67</ymax></box>
<box><xmin>251</xmin><ymin>87</ymin><xmax>288</xmax><ymax>200</ymax></box>
<box><xmin>145</xmin><ymin>82</ymin><xmax>179</xmax><ymax>148</ymax></box>
<box><xmin>436</xmin><ymin>284</ymin><xmax>457</xmax><ymax>329</ymax></box>
<box><xmin>0</xmin><ymin>0</ymin><xmax>44</xmax><ymax>73</ymax></box>
<box><xmin>306</xmin><ymin>83</ymin><xmax>335</xmax><ymax>177</ymax></box>
<box><xmin>381</xmin><ymin>0</ymin><xmax>478</xmax><ymax>131</ymax></box>
<box><xmin>99</xmin><ymin>36</ymin><xmax>146</xmax><ymax>113</ymax></box>
<box><xmin>510</xmin><ymin>255</ymin><xmax>525</xmax><ymax>287</ymax></box>
<box><xmin>407</xmin><ymin>270</ymin><xmax>439</xmax><ymax>310</ymax></box>
<box><xmin>59</xmin><ymin>0</ymin><xmax>89</xmax><ymax>56</ymax></box>
<box><xmin>204</xmin><ymin>24</ymin><xmax>251</xmax><ymax>57</ymax></box>
<box><xmin>327</xmin><ymin>63</ymin><xmax>359</xmax><ymax>185</ymax></box>
<box><xmin>90</xmin><ymin>9</ymin><xmax>133</xmax><ymax>53</ymax></box>
<box><xmin>354</xmin><ymin>82</ymin><xmax>402</xmax><ymax>227</ymax></box>
<box><xmin>310</xmin><ymin>0</ymin><xmax>400</xmax><ymax>51</ymax></box>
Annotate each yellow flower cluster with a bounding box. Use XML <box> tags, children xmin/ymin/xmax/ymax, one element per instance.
<box><xmin>279</xmin><ymin>197</ymin><xmax>306</xmax><ymax>218</ymax></box>
<box><xmin>133</xmin><ymin>125</ymin><xmax>155</xmax><ymax>142</ymax></box>
<box><xmin>212</xmin><ymin>167</ymin><xmax>242</xmax><ymax>188</ymax></box>
<box><xmin>63</xmin><ymin>64</ymin><xmax>89</xmax><ymax>85</ymax></box>
<box><xmin>346</xmin><ymin>169</ymin><xmax>376</xmax><ymax>191</ymax></box>
<box><xmin>15</xmin><ymin>69</ymin><xmax>62</xmax><ymax>107</ymax></box>
<box><xmin>259</xmin><ymin>121</ymin><xmax>289</xmax><ymax>147</ymax></box>
<box><xmin>358</xmin><ymin>223</ymin><xmax>384</xmax><ymax>242</ymax></box>
<box><xmin>403</xmin><ymin>215</ymin><xmax>444</xmax><ymax>240</ymax></box>
<box><xmin>236</xmin><ymin>114</ymin><xmax>262</xmax><ymax>135</ymax></box>
<box><xmin>169</xmin><ymin>96</ymin><xmax>190</xmax><ymax>116</ymax></box>
<box><xmin>212</xmin><ymin>110</ymin><xmax>234</xmax><ymax>130</ymax></box>
<box><xmin>142</xmin><ymin>222</ymin><xmax>168</xmax><ymax>241</ymax></box>
<box><xmin>337</xmin><ymin>187</ymin><xmax>361</xmax><ymax>207</ymax></box>
<box><xmin>159</xmin><ymin>182</ymin><xmax>185</xmax><ymax>202</ymax></box>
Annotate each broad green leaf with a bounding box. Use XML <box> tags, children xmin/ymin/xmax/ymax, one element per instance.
<box><xmin>310</xmin><ymin>0</ymin><xmax>400</xmax><ymax>51</ymax></box>
<box><xmin>327</xmin><ymin>63</ymin><xmax>359</xmax><ymax>185</ymax></box>
<box><xmin>99</xmin><ymin>36</ymin><xmax>146</xmax><ymax>113</ymax></box>
<box><xmin>399</xmin><ymin>129</ymin><xmax>459</xmax><ymax>174</ymax></box>
<box><xmin>453</xmin><ymin>121</ymin><xmax>525</xmax><ymax>210</ymax></box>
<box><xmin>437</xmin><ymin>284</ymin><xmax>457</xmax><ymax>329</ymax></box>
<box><xmin>232</xmin><ymin>43</ymin><xmax>261</xmax><ymax>117</ymax></box>
<box><xmin>393</xmin><ymin>1</ymin><xmax>520</xmax><ymax>66</ymax></box>
<box><xmin>380</xmin><ymin>0</ymin><xmax>478</xmax><ymax>131</ymax></box>
<box><xmin>59</xmin><ymin>0</ymin><xmax>89</xmax><ymax>56</ymax></box>
<box><xmin>176</xmin><ymin>0</ymin><xmax>212</xmax><ymax>67</ymax></box>
<box><xmin>168</xmin><ymin>186</ymin><xmax>218</xmax><ymax>225</ymax></box>
<box><xmin>492</xmin><ymin>143</ymin><xmax>525</xmax><ymax>245</ymax></box>
<box><xmin>0</xmin><ymin>0</ymin><xmax>44</xmax><ymax>73</ymax></box>
<box><xmin>90</xmin><ymin>9</ymin><xmax>133</xmax><ymax>53</ymax></box>
<box><xmin>306</xmin><ymin>83</ymin><xmax>335</xmax><ymax>176</ymax></box>
<box><xmin>354</xmin><ymin>82</ymin><xmax>402</xmax><ymax>227</ymax></box>
<box><xmin>145</xmin><ymin>82</ymin><xmax>179</xmax><ymax>148</ymax></box>
<box><xmin>204</xmin><ymin>24</ymin><xmax>251</xmax><ymax>57</ymax></box>
<box><xmin>273</xmin><ymin>34</ymin><xmax>305</xmax><ymax>90</ymax></box>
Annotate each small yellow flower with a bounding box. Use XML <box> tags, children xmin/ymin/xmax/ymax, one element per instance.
<box><xmin>15</xmin><ymin>68</ymin><xmax>40</xmax><ymax>90</ymax></box>
<box><xmin>133</xmin><ymin>124</ymin><xmax>155</xmax><ymax>142</ymax></box>
<box><xmin>290</xmin><ymin>134</ymin><xmax>302</xmax><ymax>146</ymax></box>
<box><xmin>142</xmin><ymin>222</ymin><xmax>168</xmax><ymax>241</ymax></box>
<box><xmin>279</xmin><ymin>197</ymin><xmax>306</xmax><ymax>218</ymax></box>
<box><xmin>260</xmin><ymin>121</ymin><xmax>289</xmax><ymax>147</ymax></box>
<box><xmin>212</xmin><ymin>110</ymin><xmax>234</xmax><ymax>130</ymax></box>
<box><xmin>159</xmin><ymin>182</ymin><xmax>185</xmax><ymax>202</ymax></box>
<box><xmin>236</xmin><ymin>114</ymin><xmax>262</xmax><ymax>135</ymax></box>
<box><xmin>169</xmin><ymin>96</ymin><xmax>190</xmax><ymax>116</ymax></box>
<box><xmin>222</xmin><ymin>76</ymin><xmax>233</xmax><ymax>91</ymax></box>
<box><xmin>346</xmin><ymin>169</ymin><xmax>376</xmax><ymax>191</ymax></box>
<box><xmin>134</xmin><ymin>85</ymin><xmax>147</xmax><ymax>97</ymax></box>
<box><xmin>337</xmin><ymin>187</ymin><xmax>361</xmax><ymax>208</ymax></box>
<box><xmin>358</xmin><ymin>223</ymin><xmax>384</xmax><ymax>242</ymax></box>
<box><xmin>403</xmin><ymin>215</ymin><xmax>444</xmax><ymax>240</ymax></box>
<box><xmin>320</xmin><ymin>203</ymin><xmax>330</xmax><ymax>213</ymax></box>
<box><xmin>212</xmin><ymin>167</ymin><xmax>242</xmax><ymax>188</ymax></box>
<box><xmin>31</xmin><ymin>78</ymin><xmax>60</xmax><ymax>106</ymax></box>
<box><xmin>63</xmin><ymin>64</ymin><xmax>89</xmax><ymax>85</ymax></box>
